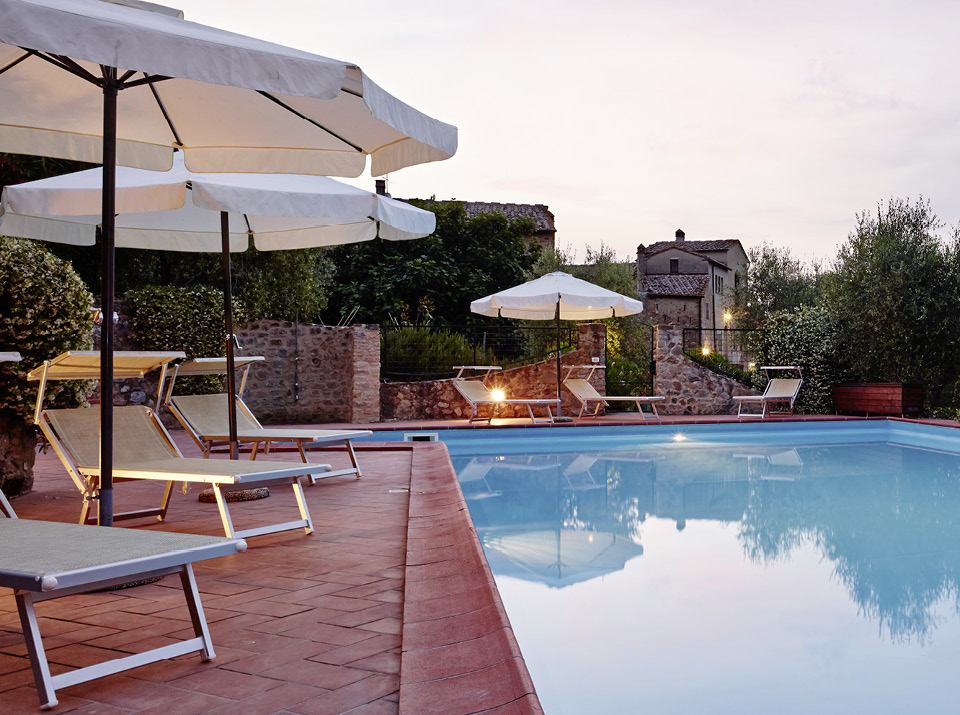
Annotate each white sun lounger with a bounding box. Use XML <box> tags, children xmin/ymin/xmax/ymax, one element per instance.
<box><xmin>29</xmin><ymin>352</ymin><xmax>332</xmax><ymax>539</ymax></box>
<box><xmin>733</xmin><ymin>366</ymin><xmax>803</xmax><ymax>418</ymax></box>
<box><xmin>0</xmin><ymin>489</ymin><xmax>246</xmax><ymax>710</ymax></box>
<box><xmin>562</xmin><ymin>365</ymin><xmax>664</xmax><ymax>420</ymax></box>
<box><xmin>452</xmin><ymin>366</ymin><xmax>560</xmax><ymax>424</ymax></box>
<box><xmin>163</xmin><ymin>357</ymin><xmax>371</xmax><ymax>482</ymax></box>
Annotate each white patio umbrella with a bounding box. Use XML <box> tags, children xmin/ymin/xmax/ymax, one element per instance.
<box><xmin>0</xmin><ymin>0</ymin><xmax>456</xmax><ymax>524</ymax></box>
<box><xmin>0</xmin><ymin>153</ymin><xmax>436</xmax><ymax>458</ymax></box>
<box><xmin>470</xmin><ymin>272</ymin><xmax>644</xmax><ymax>416</ymax></box>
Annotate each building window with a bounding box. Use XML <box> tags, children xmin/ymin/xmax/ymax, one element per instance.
<box><xmin>715</xmin><ymin>275</ymin><xmax>724</xmax><ymax>294</ymax></box>
<box><xmin>669</xmin><ymin>259</ymin><xmax>679</xmax><ymax>274</ymax></box>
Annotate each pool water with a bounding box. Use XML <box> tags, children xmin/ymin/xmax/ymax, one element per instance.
<box><xmin>439</xmin><ymin>422</ymin><xmax>960</xmax><ymax>714</ymax></box>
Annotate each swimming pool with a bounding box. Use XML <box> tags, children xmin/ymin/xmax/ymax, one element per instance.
<box><xmin>422</xmin><ymin>421</ymin><xmax>960</xmax><ymax>714</ymax></box>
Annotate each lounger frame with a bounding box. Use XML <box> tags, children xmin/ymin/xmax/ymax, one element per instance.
<box><xmin>562</xmin><ymin>365</ymin><xmax>664</xmax><ymax>420</ymax></box>
<box><xmin>0</xmin><ymin>490</ymin><xmax>245</xmax><ymax>710</ymax></box>
<box><xmin>733</xmin><ymin>366</ymin><xmax>804</xmax><ymax>419</ymax></box>
<box><xmin>452</xmin><ymin>366</ymin><xmax>560</xmax><ymax>424</ymax></box>
<box><xmin>162</xmin><ymin>358</ymin><xmax>369</xmax><ymax>482</ymax></box>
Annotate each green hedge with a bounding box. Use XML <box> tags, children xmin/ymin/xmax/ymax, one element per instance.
<box><xmin>382</xmin><ymin>327</ymin><xmax>495</xmax><ymax>381</ymax></box>
<box><xmin>0</xmin><ymin>237</ymin><xmax>94</xmax><ymax>422</ymax></box>
<box><xmin>125</xmin><ymin>285</ymin><xmax>242</xmax><ymax>394</ymax></box>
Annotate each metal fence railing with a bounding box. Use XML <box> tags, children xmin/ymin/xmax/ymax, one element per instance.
<box><xmin>381</xmin><ymin>324</ymin><xmax>576</xmax><ymax>382</ymax></box>
<box><xmin>682</xmin><ymin>328</ymin><xmax>764</xmax><ymax>369</ymax></box>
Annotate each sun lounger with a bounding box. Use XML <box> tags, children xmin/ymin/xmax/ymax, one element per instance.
<box><xmin>452</xmin><ymin>366</ymin><xmax>560</xmax><ymax>424</ymax></box>
<box><xmin>562</xmin><ymin>365</ymin><xmax>664</xmax><ymax>419</ymax></box>
<box><xmin>163</xmin><ymin>357</ymin><xmax>371</xmax><ymax>482</ymax></box>
<box><xmin>0</xmin><ymin>489</ymin><xmax>246</xmax><ymax>710</ymax></box>
<box><xmin>733</xmin><ymin>366</ymin><xmax>803</xmax><ymax>418</ymax></box>
<box><xmin>29</xmin><ymin>352</ymin><xmax>332</xmax><ymax>539</ymax></box>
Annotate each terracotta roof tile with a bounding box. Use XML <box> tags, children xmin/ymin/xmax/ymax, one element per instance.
<box><xmin>642</xmin><ymin>274</ymin><xmax>709</xmax><ymax>297</ymax></box>
<box><xmin>643</xmin><ymin>239</ymin><xmax>738</xmax><ymax>254</ymax></box>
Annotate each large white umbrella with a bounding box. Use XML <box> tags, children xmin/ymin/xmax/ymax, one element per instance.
<box><xmin>0</xmin><ymin>0</ymin><xmax>457</xmax><ymax>524</ymax></box>
<box><xmin>470</xmin><ymin>272</ymin><xmax>644</xmax><ymax>416</ymax></box>
<box><xmin>0</xmin><ymin>153</ymin><xmax>436</xmax><ymax>457</ymax></box>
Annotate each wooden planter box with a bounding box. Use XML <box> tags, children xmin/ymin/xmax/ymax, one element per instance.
<box><xmin>832</xmin><ymin>383</ymin><xmax>923</xmax><ymax>417</ymax></box>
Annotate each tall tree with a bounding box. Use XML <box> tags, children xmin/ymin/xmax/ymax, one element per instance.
<box><xmin>826</xmin><ymin>197</ymin><xmax>960</xmax><ymax>405</ymax></box>
<box><xmin>326</xmin><ymin>201</ymin><xmax>540</xmax><ymax>326</ymax></box>
<box><xmin>731</xmin><ymin>243</ymin><xmax>819</xmax><ymax>329</ymax></box>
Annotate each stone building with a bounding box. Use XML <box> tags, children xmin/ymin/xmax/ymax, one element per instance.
<box><xmin>637</xmin><ymin>229</ymin><xmax>748</xmax><ymax>331</ymax></box>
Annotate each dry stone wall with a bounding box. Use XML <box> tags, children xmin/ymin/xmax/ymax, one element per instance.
<box><xmin>653</xmin><ymin>324</ymin><xmax>759</xmax><ymax>414</ymax></box>
<box><xmin>381</xmin><ymin>324</ymin><xmax>607</xmax><ymax>421</ymax></box>
<box><xmin>236</xmin><ymin>321</ymin><xmax>380</xmax><ymax>424</ymax></box>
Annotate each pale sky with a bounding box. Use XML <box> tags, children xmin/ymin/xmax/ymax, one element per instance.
<box><xmin>177</xmin><ymin>0</ymin><xmax>960</xmax><ymax>265</ymax></box>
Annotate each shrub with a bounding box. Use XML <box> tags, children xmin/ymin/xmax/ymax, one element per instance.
<box><xmin>125</xmin><ymin>285</ymin><xmax>242</xmax><ymax>394</ymax></box>
<box><xmin>683</xmin><ymin>348</ymin><xmax>758</xmax><ymax>388</ymax></box>
<box><xmin>0</xmin><ymin>237</ymin><xmax>94</xmax><ymax>423</ymax></box>
<box><xmin>761</xmin><ymin>305</ymin><xmax>851</xmax><ymax>414</ymax></box>
<box><xmin>381</xmin><ymin>327</ymin><xmax>495</xmax><ymax>381</ymax></box>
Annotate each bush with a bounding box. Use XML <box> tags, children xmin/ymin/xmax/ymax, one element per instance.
<box><xmin>381</xmin><ymin>327</ymin><xmax>495</xmax><ymax>381</ymax></box>
<box><xmin>125</xmin><ymin>285</ymin><xmax>242</xmax><ymax>394</ymax></box>
<box><xmin>761</xmin><ymin>305</ymin><xmax>850</xmax><ymax>414</ymax></box>
<box><xmin>683</xmin><ymin>348</ymin><xmax>758</xmax><ymax>388</ymax></box>
<box><xmin>0</xmin><ymin>237</ymin><xmax>94</xmax><ymax>423</ymax></box>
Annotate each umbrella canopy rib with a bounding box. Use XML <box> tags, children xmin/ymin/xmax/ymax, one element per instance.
<box><xmin>255</xmin><ymin>91</ymin><xmax>363</xmax><ymax>153</ymax></box>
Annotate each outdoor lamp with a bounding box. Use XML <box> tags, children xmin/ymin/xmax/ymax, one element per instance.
<box><xmin>701</xmin><ymin>347</ymin><xmax>710</xmax><ymax>356</ymax></box>
<box><xmin>490</xmin><ymin>388</ymin><xmax>506</xmax><ymax>402</ymax></box>
<box><xmin>723</xmin><ymin>312</ymin><xmax>732</xmax><ymax>322</ymax></box>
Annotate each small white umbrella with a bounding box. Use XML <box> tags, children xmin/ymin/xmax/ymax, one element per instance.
<box><xmin>470</xmin><ymin>272</ymin><xmax>644</xmax><ymax>415</ymax></box>
<box><xmin>0</xmin><ymin>155</ymin><xmax>436</xmax><ymax>455</ymax></box>
<box><xmin>0</xmin><ymin>0</ymin><xmax>456</xmax><ymax>524</ymax></box>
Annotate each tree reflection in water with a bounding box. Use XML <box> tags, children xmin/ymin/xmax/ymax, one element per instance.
<box><xmin>456</xmin><ymin>441</ymin><xmax>960</xmax><ymax>643</ymax></box>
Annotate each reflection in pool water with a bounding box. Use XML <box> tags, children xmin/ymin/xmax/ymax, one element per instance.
<box><xmin>453</xmin><ymin>438</ymin><xmax>960</xmax><ymax>714</ymax></box>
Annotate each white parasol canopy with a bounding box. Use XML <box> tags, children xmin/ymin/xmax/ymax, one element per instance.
<box><xmin>470</xmin><ymin>271</ymin><xmax>645</xmax><ymax>321</ymax></box>
<box><xmin>0</xmin><ymin>0</ymin><xmax>457</xmax><ymax>177</ymax></box>
<box><xmin>0</xmin><ymin>153</ymin><xmax>437</xmax><ymax>250</ymax></box>
<box><xmin>0</xmin><ymin>0</ymin><xmax>456</xmax><ymax>526</ymax></box>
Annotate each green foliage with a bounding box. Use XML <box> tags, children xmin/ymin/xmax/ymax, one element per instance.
<box><xmin>730</xmin><ymin>243</ymin><xmax>820</xmax><ymax>329</ymax></box>
<box><xmin>125</xmin><ymin>285</ymin><xmax>241</xmax><ymax>394</ymax></box>
<box><xmin>683</xmin><ymin>348</ymin><xmax>757</xmax><ymax>387</ymax></box>
<box><xmin>825</xmin><ymin>197</ymin><xmax>960</xmax><ymax>407</ymax></box>
<box><xmin>233</xmin><ymin>248</ymin><xmax>335</xmax><ymax>322</ymax></box>
<box><xmin>761</xmin><ymin>305</ymin><xmax>850</xmax><ymax>414</ymax></box>
<box><xmin>0</xmin><ymin>237</ymin><xmax>94</xmax><ymax>422</ymax></box>
<box><xmin>327</xmin><ymin>202</ymin><xmax>541</xmax><ymax>325</ymax></box>
<box><xmin>381</xmin><ymin>327</ymin><xmax>495</xmax><ymax>381</ymax></box>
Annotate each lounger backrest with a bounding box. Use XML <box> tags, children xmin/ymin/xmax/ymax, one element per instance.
<box><xmin>171</xmin><ymin>393</ymin><xmax>261</xmax><ymax>436</ymax></box>
<box><xmin>453</xmin><ymin>379</ymin><xmax>494</xmax><ymax>405</ymax></box>
<box><xmin>564</xmin><ymin>378</ymin><xmax>603</xmax><ymax>402</ymax></box>
<box><xmin>764</xmin><ymin>379</ymin><xmax>802</xmax><ymax>400</ymax></box>
<box><xmin>45</xmin><ymin>406</ymin><xmax>179</xmax><ymax>467</ymax></box>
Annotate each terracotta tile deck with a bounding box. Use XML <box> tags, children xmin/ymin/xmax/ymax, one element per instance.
<box><xmin>2</xmin><ymin>412</ymin><xmax>957</xmax><ymax>713</ymax></box>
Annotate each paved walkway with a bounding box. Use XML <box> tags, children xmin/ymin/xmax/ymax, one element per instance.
<box><xmin>3</xmin><ymin>411</ymin><xmax>955</xmax><ymax>713</ymax></box>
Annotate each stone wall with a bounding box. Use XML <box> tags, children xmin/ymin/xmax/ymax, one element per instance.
<box><xmin>98</xmin><ymin>309</ymin><xmax>379</xmax><ymax>425</ymax></box>
<box><xmin>653</xmin><ymin>324</ymin><xmax>759</xmax><ymax>414</ymax></box>
<box><xmin>236</xmin><ymin>321</ymin><xmax>380</xmax><ymax>424</ymax></box>
<box><xmin>381</xmin><ymin>323</ymin><xmax>607</xmax><ymax>421</ymax></box>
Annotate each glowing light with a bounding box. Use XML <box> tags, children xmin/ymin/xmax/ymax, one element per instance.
<box><xmin>672</xmin><ymin>433</ymin><xmax>687</xmax><ymax>443</ymax></box>
<box><xmin>723</xmin><ymin>312</ymin><xmax>732</xmax><ymax>322</ymax></box>
<box><xmin>701</xmin><ymin>347</ymin><xmax>710</xmax><ymax>356</ymax></box>
<box><xmin>748</xmin><ymin>362</ymin><xmax>756</xmax><ymax>370</ymax></box>
<box><xmin>490</xmin><ymin>388</ymin><xmax>506</xmax><ymax>402</ymax></box>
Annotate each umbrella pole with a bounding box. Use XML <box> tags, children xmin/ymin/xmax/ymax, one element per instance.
<box><xmin>220</xmin><ymin>212</ymin><xmax>239</xmax><ymax>459</ymax></box>
<box><xmin>555</xmin><ymin>302</ymin><xmax>562</xmax><ymax>417</ymax></box>
<box><xmin>98</xmin><ymin>68</ymin><xmax>119</xmax><ymax>527</ymax></box>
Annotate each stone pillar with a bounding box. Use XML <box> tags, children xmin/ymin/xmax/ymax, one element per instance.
<box><xmin>348</xmin><ymin>325</ymin><xmax>380</xmax><ymax>423</ymax></box>
<box><xmin>654</xmin><ymin>324</ymin><xmax>760</xmax><ymax>415</ymax></box>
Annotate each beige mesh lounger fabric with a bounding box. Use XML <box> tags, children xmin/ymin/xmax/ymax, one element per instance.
<box><xmin>733</xmin><ymin>366</ymin><xmax>803</xmax><ymax>418</ymax></box>
<box><xmin>562</xmin><ymin>365</ymin><xmax>664</xmax><ymax>420</ymax></box>
<box><xmin>0</xmin><ymin>489</ymin><xmax>245</xmax><ymax>710</ymax></box>
<box><xmin>40</xmin><ymin>405</ymin><xmax>331</xmax><ymax>539</ymax></box>
<box><xmin>452</xmin><ymin>366</ymin><xmax>560</xmax><ymax>424</ymax></box>
<box><xmin>168</xmin><ymin>392</ymin><xmax>370</xmax><ymax>480</ymax></box>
